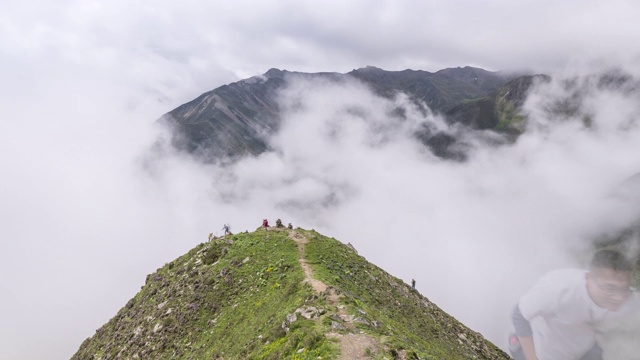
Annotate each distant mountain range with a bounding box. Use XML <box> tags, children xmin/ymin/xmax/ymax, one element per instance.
<box><xmin>159</xmin><ymin>66</ymin><xmax>548</xmax><ymax>161</ymax></box>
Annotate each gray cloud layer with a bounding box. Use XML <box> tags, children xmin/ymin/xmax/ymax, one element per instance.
<box><xmin>4</xmin><ymin>1</ymin><xmax>640</xmax><ymax>101</ymax></box>
<box><xmin>2</xmin><ymin>1</ymin><xmax>640</xmax><ymax>359</ymax></box>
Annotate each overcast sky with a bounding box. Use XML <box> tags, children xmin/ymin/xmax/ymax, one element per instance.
<box><xmin>2</xmin><ymin>1</ymin><xmax>640</xmax><ymax>359</ymax></box>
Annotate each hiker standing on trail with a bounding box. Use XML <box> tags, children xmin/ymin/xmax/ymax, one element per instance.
<box><xmin>411</xmin><ymin>279</ymin><xmax>416</xmax><ymax>290</ymax></box>
<box><xmin>509</xmin><ymin>249</ymin><xmax>639</xmax><ymax>360</ymax></box>
<box><xmin>222</xmin><ymin>224</ymin><xmax>231</xmax><ymax>235</ymax></box>
<box><xmin>262</xmin><ymin>219</ymin><xmax>269</xmax><ymax>229</ymax></box>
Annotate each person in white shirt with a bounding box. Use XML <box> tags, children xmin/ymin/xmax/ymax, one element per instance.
<box><xmin>510</xmin><ymin>249</ymin><xmax>638</xmax><ymax>360</ymax></box>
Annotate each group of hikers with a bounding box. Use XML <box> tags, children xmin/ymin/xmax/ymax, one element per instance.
<box><xmin>208</xmin><ymin>218</ymin><xmax>294</xmax><ymax>240</ymax></box>
<box><xmin>262</xmin><ymin>218</ymin><xmax>293</xmax><ymax>230</ymax></box>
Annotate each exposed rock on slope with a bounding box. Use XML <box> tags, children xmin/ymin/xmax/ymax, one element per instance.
<box><xmin>72</xmin><ymin>228</ymin><xmax>509</xmax><ymax>360</ymax></box>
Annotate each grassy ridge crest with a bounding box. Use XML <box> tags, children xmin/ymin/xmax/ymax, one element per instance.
<box><xmin>72</xmin><ymin>228</ymin><xmax>509</xmax><ymax>360</ymax></box>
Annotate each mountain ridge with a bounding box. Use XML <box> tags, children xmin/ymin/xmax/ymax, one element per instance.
<box><xmin>72</xmin><ymin>227</ymin><xmax>509</xmax><ymax>359</ymax></box>
<box><xmin>159</xmin><ymin>66</ymin><xmax>532</xmax><ymax>162</ymax></box>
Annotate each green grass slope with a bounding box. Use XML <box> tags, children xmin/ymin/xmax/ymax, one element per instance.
<box><xmin>303</xmin><ymin>229</ymin><xmax>508</xmax><ymax>360</ymax></box>
<box><xmin>72</xmin><ymin>228</ymin><xmax>509</xmax><ymax>360</ymax></box>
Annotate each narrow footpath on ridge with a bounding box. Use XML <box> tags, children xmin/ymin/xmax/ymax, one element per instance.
<box><xmin>288</xmin><ymin>230</ymin><xmax>380</xmax><ymax>360</ymax></box>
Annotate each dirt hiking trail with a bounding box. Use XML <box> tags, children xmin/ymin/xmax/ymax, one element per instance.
<box><xmin>288</xmin><ymin>230</ymin><xmax>380</xmax><ymax>360</ymax></box>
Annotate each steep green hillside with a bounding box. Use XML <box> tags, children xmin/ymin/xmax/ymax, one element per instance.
<box><xmin>303</xmin><ymin>229</ymin><xmax>508</xmax><ymax>359</ymax></box>
<box><xmin>72</xmin><ymin>228</ymin><xmax>509</xmax><ymax>360</ymax></box>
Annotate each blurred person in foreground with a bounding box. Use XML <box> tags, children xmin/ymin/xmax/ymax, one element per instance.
<box><xmin>510</xmin><ymin>249</ymin><xmax>639</xmax><ymax>360</ymax></box>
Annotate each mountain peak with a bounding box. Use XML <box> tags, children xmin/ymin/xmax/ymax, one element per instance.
<box><xmin>436</xmin><ymin>65</ymin><xmax>493</xmax><ymax>74</ymax></box>
<box><xmin>264</xmin><ymin>68</ymin><xmax>285</xmax><ymax>77</ymax></box>
<box><xmin>72</xmin><ymin>227</ymin><xmax>508</xmax><ymax>359</ymax></box>
<box><xmin>353</xmin><ymin>65</ymin><xmax>384</xmax><ymax>72</ymax></box>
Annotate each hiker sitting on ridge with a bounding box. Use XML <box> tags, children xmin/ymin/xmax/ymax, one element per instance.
<box><xmin>509</xmin><ymin>249</ymin><xmax>639</xmax><ymax>360</ymax></box>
